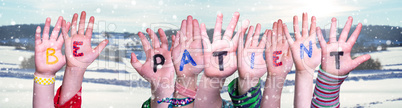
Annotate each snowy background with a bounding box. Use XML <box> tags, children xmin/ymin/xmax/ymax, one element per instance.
<box><xmin>1</xmin><ymin>0</ymin><xmax>402</xmax><ymax>107</ymax></box>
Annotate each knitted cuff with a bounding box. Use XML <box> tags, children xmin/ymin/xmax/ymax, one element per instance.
<box><xmin>311</xmin><ymin>66</ymin><xmax>348</xmax><ymax>108</ymax></box>
<box><xmin>228</xmin><ymin>78</ymin><xmax>262</xmax><ymax>108</ymax></box>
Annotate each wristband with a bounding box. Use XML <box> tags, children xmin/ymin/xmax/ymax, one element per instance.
<box><xmin>228</xmin><ymin>78</ymin><xmax>262</xmax><ymax>108</ymax></box>
<box><xmin>311</xmin><ymin>66</ymin><xmax>348</xmax><ymax>108</ymax></box>
<box><xmin>175</xmin><ymin>82</ymin><xmax>197</xmax><ymax>98</ymax></box>
<box><xmin>34</xmin><ymin>74</ymin><xmax>55</xmax><ymax>85</ymax></box>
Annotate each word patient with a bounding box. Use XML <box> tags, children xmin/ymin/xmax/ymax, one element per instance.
<box><xmin>213</xmin><ymin>51</ymin><xmax>228</xmax><ymax>71</ymax></box>
<box><xmin>250</xmin><ymin>52</ymin><xmax>255</xmax><ymax>69</ymax></box>
<box><xmin>300</xmin><ymin>41</ymin><xmax>312</xmax><ymax>59</ymax></box>
<box><xmin>153</xmin><ymin>54</ymin><xmax>165</xmax><ymax>72</ymax></box>
<box><xmin>73</xmin><ymin>41</ymin><xmax>84</xmax><ymax>57</ymax></box>
<box><xmin>46</xmin><ymin>48</ymin><xmax>58</xmax><ymax>64</ymax></box>
<box><xmin>180</xmin><ymin>49</ymin><xmax>197</xmax><ymax>71</ymax></box>
<box><xmin>330</xmin><ymin>51</ymin><xmax>344</xmax><ymax>69</ymax></box>
<box><xmin>273</xmin><ymin>51</ymin><xmax>283</xmax><ymax>67</ymax></box>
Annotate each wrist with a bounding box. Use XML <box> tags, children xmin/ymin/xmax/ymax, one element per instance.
<box><xmin>175</xmin><ymin>75</ymin><xmax>198</xmax><ymax>90</ymax></box>
<box><xmin>34</xmin><ymin>72</ymin><xmax>56</xmax><ymax>78</ymax></box>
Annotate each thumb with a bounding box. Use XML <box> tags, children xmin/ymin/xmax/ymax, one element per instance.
<box><xmin>94</xmin><ymin>39</ymin><xmax>109</xmax><ymax>56</ymax></box>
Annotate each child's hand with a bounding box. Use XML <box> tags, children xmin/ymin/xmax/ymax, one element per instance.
<box><xmin>131</xmin><ymin>28</ymin><xmax>175</xmax><ymax>90</ymax></box>
<box><xmin>266</xmin><ymin>20</ymin><xmax>293</xmax><ymax>78</ymax></box>
<box><xmin>35</xmin><ymin>16</ymin><xmax>66</xmax><ymax>76</ymax></box>
<box><xmin>317</xmin><ymin>17</ymin><xmax>371</xmax><ymax>75</ymax></box>
<box><xmin>284</xmin><ymin>13</ymin><xmax>321</xmax><ymax>72</ymax></box>
<box><xmin>201</xmin><ymin>12</ymin><xmax>240</xmax><ymax>78</ymax></box>
<box><xmin>61</xmin><ymin>11</ymin><xmax>108</xmax><ymax>69</ymax></box>
<box><xmin>237</xmin><ymin>22</ymin><xmax>267</xmax><ymax>80</ymax></box>
<box><xmin>171</xmin><ymin>16</ymin><xmax>204</xmax><ymax>77</ymax></box>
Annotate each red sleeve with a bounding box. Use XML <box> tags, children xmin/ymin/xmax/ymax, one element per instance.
<box><xmin>54</xmin><ymin>86</ymin><xmax>82</xmax><ymax>108</ymax></box>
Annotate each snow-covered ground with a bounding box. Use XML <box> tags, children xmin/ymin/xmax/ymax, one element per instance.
<box><xmin>1</xmin><ymin>45</ymin><xmax>402</xmax><ymax>107</ymax></box>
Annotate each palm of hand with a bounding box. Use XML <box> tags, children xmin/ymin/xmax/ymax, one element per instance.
<box><xmin>290</xmin><ymin>38</ymin><xmax>321</xmax><ymax>71</ymax></box>
<box><xmin>64</xmin><ymin>35</ymin><xmax>99</xmax><ymax>68</ymax></box>
<box><xmin>172</xmin><ymin>39</ymin><xmax>204</xmax><ymax>77</ymax></box>
<box><xmin>204</xmin><ymin>39</ymin><xmax>238</xmax><ymax>78</ymax></box>
<box><xmin>239</xmin><ymin>49</ymin><xmax>266</xmax><ymax>78</ymax></box>
<box><xmin>140</xmin><ymin>48</ymin><xmax>174</xmax><ymax>84</ymax></box>
<box><xmin>266</xmin><ymin>43</ymin><xmax>293</xmax><ymax>77</ymax></box>
<box><xmin>321</xmin><ymin>42</ymin><xmax>354</xmax><ymax>75</ymax></box>
<box><xmin>35</xmin><ymin>17</ymin><xmax>66</xmax><ymax>75</ymax></box>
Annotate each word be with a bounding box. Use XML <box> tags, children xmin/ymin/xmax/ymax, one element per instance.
<box><xmin>300</xmin><ymin>41</ymin><xmax>312</xmax><ymax>59</ymax></box>
<box><xmin>213</xmin><ymin>51</ymin><xmax>228</xmax><ymax>71</ymax></box>
<box><xmin>73</xmin><ymin>41</ymin><xmax>84</xmax><ymax>57</ymax></box>
<box><xmin>250</xmin><ymin>52</ymin><xmax>255</xmax><ymax>69</ymax></box>
<box><xmin>273</xmin><ymin>51</ymin><xmax>283</xmax><ymax>67</ymax></box>
<box><xmin>180</xmin><ymin>49</ymin><xmax>197</xmax><ymax>71</ymax></box>
<box><xmin>46</xmin><ymin>48</ymin><xmax>58</xmax><ymax>64</ymax></box>
<box><xmin>153</xmin><ymin>54</ymin><xmax>165</xmax><ymax>72</ymax></box>
<box><xmin>330</xmin><ymin>51</ymin><xmax>344</xmax><ymax>69</ymax></box>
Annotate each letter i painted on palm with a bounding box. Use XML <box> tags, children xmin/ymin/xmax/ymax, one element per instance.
<box><xmin>73</xmin><ymin>41</ymin><xmax>83</xmax><ymax>57</ymax></box>
<box><xmin>250</xmin><ymin>52</ymin><xmax>255</xmax><ymax>69</ymax></box>
<box><xmin>273</xmin><ymin>51</ymin><xmax>282</xmax><ymax>67</ymax></box>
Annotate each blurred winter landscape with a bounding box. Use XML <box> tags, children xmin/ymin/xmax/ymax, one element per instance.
<box><xmin>1</xmin><ymin>0</ymin><xmax>402</xmax><ymax>107</ymax></box>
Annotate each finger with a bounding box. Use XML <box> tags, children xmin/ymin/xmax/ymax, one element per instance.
<box><xmin>266</xmin><ymin>30</ymin><xmax>272</xmax><ymax>50</ymax></box>
<box><xmin>277</xmin><ymin>20</ymin><xmax>283</xmax><ymax>44</ymax></box>
<box><xmin>170</xmin><ymin>35</ymin><xmax>175</xmax><ymax>51</ymax></box>
<box><xmin>245</xmin><ymin>26</ymin><xmax>254</xmax><ymax>48</ymax></box>
<box><xmin>42</xmin><ymin>17</ymin><xmax>51</xmax><ymax>42</ymax></box>
<box><xmin>50</xmin><ymin>16</ymin><xmax>63</xmax><ymax>41</ymax></box>
<box><xmin>78</xmin><ymin>11</ymin><xmax>87</xmax><ymax>35</ymax></box>
<box><xmin>223</xmin><ymin>12</ymin><xmax>240</xmax><ymax>40</ymax></box>
<box><xmin>252</xmin><ymin>23</ymin><xmax>261</xmax><ymax>47</ymax></box>
<box><xmin>258</xmin><ymin>29</ymin><xmax>268</xmax><ymax>48</ymax></box>
<box><xmin>186</xmin><ymin>16</ymin><xmax>193</xmax><ymax>42</ymax></box>
<box><xmin>309</xmin><ymin>16</ymin><xmax>317</xmax><ymax>37</ymax></box>
<box><xmin>35</xmin><ymin>26</ymin><xmax>42</xmax><ymax>45</ymax></box>
<box><xmin>272</xmin><ymin>22</ymin><xmax>278</xmax><ymax>50</ymax></box>
<box><xmin>180</xmin><ymin>19</ymin><xmax>186</xmax><ymax>38</ymax></box>
<box><xmin>309</xmin><ymin>17</ymin><xmax>317</xmax><ymax>44</ymax></box>
<box><xmin>283</xmin><ymin>24</ymin><xmax>294</xmax><ymax>45</ymax></box>
<box><xmin>302</xmin><ymin>13</ymin><xmax>309</xmax><ymax>37</ymax></box>
<box><xmin>131</xmin><ymin>52</ymin><xmax>143</xmax><ymax>71</ymax></box>
<box><xmin>233</xmin><ymin>31</ymin><xmax>241</xmax><ymax>53</ymax></box>
<box><xmin>56</xmin><ymin>32</ymin><xmax>64</xmax><ymax>48</ymax></box>
<box><xmin>85</xmin><ymin>16</ymin><xmax>95</xmax><ymax>38</ymax></box>
<box><xmin>329</xmin><ymin>17</ymin><xmax>337</xmax><ymax>43</ymax></box>
<box><xmin>316</xmin><ymin>27</ymin><xmax>327</xmax><ymax>50</ymax></box>
<box><xmin>158</xmin><ymin>28</ymin><xmax>169</xmax><ymax>50</ymax></box>
<box><xmin>347</xmin><ymin>23</ymin><xmax>362</xmax><ymax>47</ymax></box>
<box><xmin>351</xmin><ymin>54</ymin><xmax>371</xmax><ymax>69</ymax></box>
<box><xmin>94</xmin><ymin>40</ymin><xmax>109</xmax><ymax>56</ymax></box>
<box><xmin>237</xmin><ymin>27</ymin><xmax>244</xmax><ymax>66</ymax></box>
<box><xmin>71</xmin><ymin>13</ymin><xmax>78</xmax><ymax>36</ymax></box>
<box><xmin>173</xmin><ymin>32</ymin><xmax>180</xmax><ymax>48</ymax></box>
<box><xmin>201</xmin><ymin>23</ymin><xmax>212</xmax><ymax>53</ymax></box>
<box><xmin>138</xmin><ymin>32</ymin><xmax>151</xmax><ymax>51</ymax></box>
<box><xmin>237</xmin><ymin>20</ymin><xmax>250</xmax><ymax>49</ymax></box>
<box><xmin>193</xmin><ymin>19</ymin><xmax>202</xmax><ymax>44</ymax></box>
<box><xmin>213</xmin><ymin>13</ymin><xmax>223</xmax><ymax>41</ymax></box>
<box><xmin>339</xmin><ymin>16</ymin><xmax>353</xmax><ymax>42</ymax></box>
<box><xmin>293</xmin><ymin>15</ymin><xmax>301</xmax><ymax>39</ymax></box>
<box><xmin>61</xmin><ymin>20</ymin><xmax>70</xmax><ymax>39</ymax></box>
<box><xmin>146</xmin><ymin>28</ymin><xmax>160</xmax><ymax>49</ymax></box>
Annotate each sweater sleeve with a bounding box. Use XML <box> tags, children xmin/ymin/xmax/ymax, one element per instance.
<box><xmin>54</xmin><ymin>86</ymin><xmax>82</xmax><ymax>108</ymax></box>
<box><xmin>311</xmin><ymin>67</ymin><xmax>348</xmax><ymax>108</ymax></box>
<box><xmin>228</xmin><ymin>78</ymin><xmax>262</xmax><ymax>108</ymax></box>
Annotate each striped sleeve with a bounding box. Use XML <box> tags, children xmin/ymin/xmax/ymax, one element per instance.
<box><xmin>311</xmin><ymin>67</ymin><xmax>348</xmax><ymax>108</ymax></box>
<box><xmin>228</xmin><ymin>78</ymin><xmax>262</xmax><ymax>108</ymax></box>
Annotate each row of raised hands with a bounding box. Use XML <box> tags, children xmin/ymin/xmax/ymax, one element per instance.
<box><xmin>32</xmin><ymin>11</ymin><xmax>370</xmax><ymax>108</ymax></box>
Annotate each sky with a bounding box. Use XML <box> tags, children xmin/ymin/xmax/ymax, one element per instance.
<box><xmin>0</xmin><ymin>0</ymin><xmax>401</xmax><ymax>33</ymax></box>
